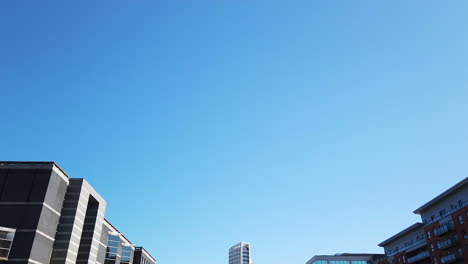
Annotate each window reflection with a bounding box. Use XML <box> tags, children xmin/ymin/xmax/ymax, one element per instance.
<box><xmin>0</xmin><ymin>227</ymin><xmax>16</xmax><ymax>261</ymax></box>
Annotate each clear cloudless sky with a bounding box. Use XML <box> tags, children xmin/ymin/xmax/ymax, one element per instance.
<box><xmin>1</xmin><ymin>1</ymin><xmax>468</xmax><ymax>264</ymax></box>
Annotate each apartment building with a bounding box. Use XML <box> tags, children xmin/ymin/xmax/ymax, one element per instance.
<box><xmin>378</xmin><ymin>224</ymin><xmax>428</xmax><ymax>264</ymax></box>
<box><xmin>378</xmin><ymin>177</ymin><xmax>468</xmax><ymax>264</ymax></box>
<box><xmin>0</xmin><ymin>162</ymin><xmax>156</xmax><ymax>264</ymax></box>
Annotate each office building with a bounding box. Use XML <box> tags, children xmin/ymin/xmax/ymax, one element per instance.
<box><xmin>0</xmin><ymin>161</ymin><xmax>156</xmax><ymax>264</ymax></box>
<box><xmin>378</xmin><ymin>177</ymin><xmax>467</xmax><ymax>264</ymax></box>
<box><xmin>229</xmin><ymin>242</ymin><xmax>251</xmax><ymax>264</ymax></box>
<box><xmin>306</xmin><ymin>253</ymin><xmax>385</xmax><ymax>264</ymax></box>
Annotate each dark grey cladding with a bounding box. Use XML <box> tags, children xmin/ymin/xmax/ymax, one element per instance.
<box><xmin>0</xmin><ymin>162</ymin><xmax>69</xmax><ymax>264</ymax></box>
<box><xmin>133</xmin><ymin>247</ymin><xmax>156</xmax><ymax>264</ymax></box>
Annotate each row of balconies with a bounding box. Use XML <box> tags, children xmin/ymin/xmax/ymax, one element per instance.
<box><xmin>437</xmin><ymin>236</ymin><xmax>458</xmax><ymax>250</ymax></box>
<box><xmin>386</xmin><ymin>239</ymin><xmax>426</xmax><ymax>256</ymax></box>
<box><xmin>424</xmin><ymin>200</ymin><xmax>467</xmax><ymax>225</ymax></box>
<box><xmin>407</xmin><ymin>250</ymin><xmax>430</xmax><ymax>264</ymax></box>
<box><xmin>440</xmin><ymin>252</ymin><xmax>463</xmax><ymax>263</ymax></box>
<box><xmin>434</xmin><ymin>223</ymin><xmax>455</xmax><ymax>237</ymax></box>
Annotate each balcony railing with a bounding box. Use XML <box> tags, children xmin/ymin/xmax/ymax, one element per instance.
<box><xmin>424</xmin><ymin>200</ymin><xmax>467</xmax><ymax>226</ymax></box>
<box><xmin>440</xmin><ymin>252</ymin><xmax>463</xmax><ymax>263</ymax></box>
<box><xmin>437</xmin><ymin>236</ymin><xmax>458</xmax><ymax>250</ymax></box>
<box><xmin>407</xmin><ymin>251</ymin><xmax>430</xmax><ymax>264</ymax></box>
<box><xmin>386</xmin><ymin>239</ymin><xmax>427</xmax><ymax>256</ymax></box>
<box><xmin>434</xmin><ymin>223</ymin><xmax>455</xmax><ymax>237</ymax></box>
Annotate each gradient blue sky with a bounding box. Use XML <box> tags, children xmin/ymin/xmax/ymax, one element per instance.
<box><xmin>1</xmin><ymin>1</ymin><xmax>467</xmax><ymax>264</ymax></box>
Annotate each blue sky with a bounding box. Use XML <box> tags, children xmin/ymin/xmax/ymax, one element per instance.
<box><xmin>1</xmin><ymin>1</ymin><xmax>467</xmax><ymax>264</ymax></box>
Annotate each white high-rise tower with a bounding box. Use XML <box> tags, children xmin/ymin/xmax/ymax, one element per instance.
<box><xmin>229</xmin><ymin>242</ymin><xmax>251</xmax><ymax>264</ymax></box>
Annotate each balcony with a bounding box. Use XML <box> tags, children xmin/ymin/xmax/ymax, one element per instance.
<box><xmin>424</xmin><ymin>200</ymin><xmax>467</xmax><ymax>225</ymax></box>
<box><xmin>434</xmin><ymin>223</ymin><xmax>455</xmax><ymax>237</ymax></box>
<box><xmin>440</xmin><ymin>252</ymin><xmax>463</xmax><ymax>263</ymax></box>
<box><xmin>437</xmin><ymin>236</ymin><xmax>458</xmax><ymax>250</ymax></box>
<box><xmin>407</xmin><ymin>251</ymin><xmax>430</xmax><ymax>264</ymax></box>
<box><xmin>406</xmin><ymin>239</ymin><xmax>428</xmax><ymax>253</ymax></box>
<box><xmin>387</xmin><ymin>239</ymin><xmax>427</xmax><ymax>256</ymax></box>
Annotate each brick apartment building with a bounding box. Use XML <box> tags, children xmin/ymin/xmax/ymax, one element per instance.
<box><xmin>378</xmin><ymin>177</ymin><xmax>467</xmax><ymax>264</ymax></box>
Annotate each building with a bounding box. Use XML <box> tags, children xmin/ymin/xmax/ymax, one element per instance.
<box><xmin>378</xmin><ymin>224</ymin><xmax>428</xmax><ymax>264</ymax></box>
<box><xmin>229</xmin><ymin>242</ymin><xmax>251</xmax><ymax>264</ymax></box>
<box><xmin>0</xmin><ymin>161</ymin><xmax>156</xmax><ymax>264</ymax></box>
<box><xmin>101</xmin><ymin>219</ymin><xmax>136</xmax><ymax>264</ymax></box>
<box><xmin>378</xmin><ymin>177</ymin><xmax>468</xmax><ymax>264</ymax></box>
<box><xmin>306</xmin><ymin>253</ymin><xmax>385</xmax><ymax>264</ymax></box>
<box><xmin>133</xmin><ymin>247</ymin><xmax>156</xmax><ymax>264</ymax></box>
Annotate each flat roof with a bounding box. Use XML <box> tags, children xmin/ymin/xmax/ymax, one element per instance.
<box><xmin>413</xmin><ymin>177</ymin><xmax>468</xmax><ymax>214</ymax></box>
<box><xmin>0</xmin><ymin>161</ymin><xmax>70</xmax><ymax>179</ymax></box>
<box><xmin>104</xmin><ymin>218</ymin><xmax>134</xmax><ymax>246</ymax></box>
<box><xmin>378</xmin><ymin>223</ymin><xmax>423</xmax><ymax>247</ymax></box>
<box><xmin>230</xmin><ymin>242</ymin><xmax>250</xmax><ymax>250</ymax></box>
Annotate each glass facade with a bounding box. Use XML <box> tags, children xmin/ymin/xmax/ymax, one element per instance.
<box><xmin>105</xmin><ymin>234</ymin><xmax>120</xmax><ymax>264</ymax></box>
<box><xmin>104</xmin><ymin>233</ymin><xmax>134</xmax><ymax>264</ymax></box>
<box><xmin>0</xmin><ymin>227</ymin><xmax>15</xmax><ymax>261</ymax></box>
<box><xmin>121</xmin><ymin>245</ymin><xmax>133</xmax><ymax>264</ymax></box>
<box><xmin>312</xmin><ymin>261</ymin><xmax>328</xmax><ymax>264</ymax></box>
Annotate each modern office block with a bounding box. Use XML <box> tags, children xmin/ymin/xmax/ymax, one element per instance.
<box><xmin>306</xmin><ymin>253</ymin><xmax>385</xmax><ymax>264</ymax></box>
<box><xmin>0</xmin><ymin>162</ymin><xmax>156</xmax><ymax>264</ymax></box>
<box><xmin>229</xmin><ymin>242</ymin><xmax>251</xmax><ymax>264</ymax></box>
<box><xmin>0</xmin><ymin>162</ymin><xmax>69</xmax><ymax>264</ymax></box>
<box><xmin>378</xmin><ymin>177</ymin><xmax>467</xmax><ymax>264</ymax></box>
<box><xmin>133</xmin><ymin>247</ymin><xmax>156</xmax><ymax>264</ymax></box>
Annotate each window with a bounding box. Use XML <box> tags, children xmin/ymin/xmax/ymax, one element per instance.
<box><xmin>433</xmin><ymin>257</ymin><xmax>438</xmax><ymax>264</ymax></box>
<box><xmin>121</xmin><ymin>245</ymin><xmax>133</xmax><ymax>264</ymax></box>
<box><xmin>458</xmin><ymin>215</ymin><xmax>464</xmax><ymax>225</ymax></box>
<box><xmin>105</xmin><ymin>234</ymin><xmax>120</xmax><ymax>264</ymax></box>
<box><xmin>0</xmin><ymin>227</ymin><xmax>15</xmax><ymax>261</ymax></box>
<box><xmin>431</xmin><ymin>215</ymin><xmax>435</xmax><ymax>221</ymax></box>
<box><xmin>312</xmin><ymin>261</ymin><xmax>328</xmax><ymax>264</ymax></box>
<box><xmin>431</xmin><ymin>244</ymin><xmax>434</xmax><ymax>252</ymax></box>
<box><xmin>427</xmin><ymin>231</ymin><xmax>432</xmax><ymax>239</ymax></box>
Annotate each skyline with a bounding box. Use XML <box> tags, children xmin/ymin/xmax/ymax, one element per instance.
<box><xmin>0</xmin><ymin>161</ymin><xmax>466</xmax><ymax>264</ymax></box>
<box><xmin>1</xmin><ymin>1</ymin><xmax>468</xmax><ymax>264</ymax></box>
